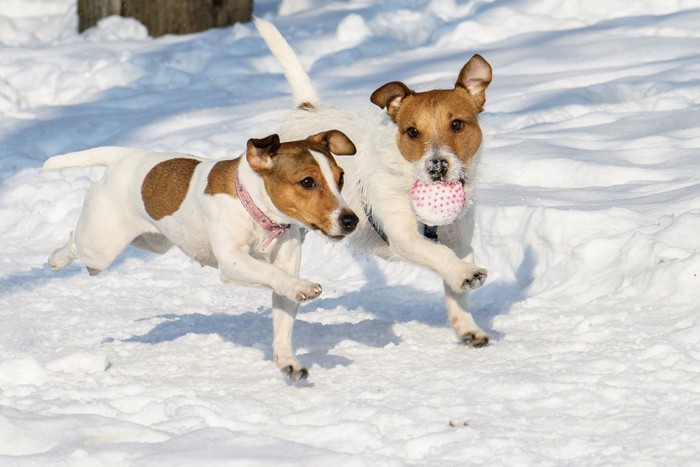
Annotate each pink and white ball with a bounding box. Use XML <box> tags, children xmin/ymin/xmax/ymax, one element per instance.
<box><xmin>409</xmin><ymin>180</ymin><xmax>466</xmax><ymax>226</ymax></box>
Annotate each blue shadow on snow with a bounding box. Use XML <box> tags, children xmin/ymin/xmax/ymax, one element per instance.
<box><xmin>116</xmin><ymin>246</ymin><xmax>535</xmax><ymax>370</ymax></box>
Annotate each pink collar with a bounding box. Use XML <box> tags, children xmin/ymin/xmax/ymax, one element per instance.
<box><xmin>235</xmin><ymin>173</ymin><xmax>291</xmax><ymax>251</ymax></box>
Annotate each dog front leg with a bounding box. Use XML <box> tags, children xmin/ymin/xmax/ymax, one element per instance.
<box><xmin>211</xmin><ymin>226</ymin><xmax>314</xmax><ymax>381</ymax></box>
<box><xmin>439</xmin><ymin>218</ymin><xmax>490</xmax><ymax>347</ymax></box>
<box><xmin>444</xmin><ymin>285</ymin><xmax>489</xmax><ymax>347</ymax></box>
<box><xmin>269</xmin><ymin>230</ymin><xmax>308</xmax><ymax>381</ymax></box>
<box><xmin>382</xmin><ymin>212</ymin><xmax>487</xmax><ymax>293</ymax></box>
<box><xmin>271</xmin><ymin>293</ymin><xmax>307</xmax><ymax>381</ymax></box>
<box><xmin>208</xmin><ymin>224</ymin><xmax>321</xmax><ymax>303</ymax></box>
<box><xmin>217</xmin><ymin>250</ymin><xmax>321</xmax><ymax>303</ymax></box>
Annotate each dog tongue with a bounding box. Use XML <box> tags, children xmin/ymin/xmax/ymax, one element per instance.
<box><xmin>409</xmin><ymin>180</ymin><xmax>466</xmax><ymax>226</ymax></box>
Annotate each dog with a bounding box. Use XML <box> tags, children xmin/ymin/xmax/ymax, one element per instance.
<box><xmin>255</xmin><ymin>18</ymin><xmax>493</xmax><ymax>347</ymax></box>
<box><xmin>43</xmin><ymin>131</ymin><xmax>358</xmax><ymax>381</ymax></box>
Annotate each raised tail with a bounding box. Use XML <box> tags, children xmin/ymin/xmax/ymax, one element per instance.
<box><xmin>43</xmin><ymin>147</ymin><xmax>129</xmax><ymax>171</ymax></box>
<box><xmin>254</xmin><ymin>17</ymin><xmax>320</xmax><ymax>109</ymax></box>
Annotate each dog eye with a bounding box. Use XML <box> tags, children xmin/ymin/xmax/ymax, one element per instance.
<box><xmin>299</xmin><ymin>177</ymin><xmax>316</xmax><ymax>189</ymax></box>
<box><xmin>406</xmin><ymin>127</ymin><xmax>420</xmax><ymax>139</ymax></box>
<box><xmin>451</xmin><ymin>119</ymin><xmax>465</xmax><ymax>132</ymax></box>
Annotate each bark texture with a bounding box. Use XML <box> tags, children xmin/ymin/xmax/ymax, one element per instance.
<box><xmin>78</xmin><ymin>0</ymin><xmax>253</xmax><ymax>36</ymax></box>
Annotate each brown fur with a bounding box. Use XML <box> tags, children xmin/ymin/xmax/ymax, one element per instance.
<box><xmin>259</xmin><ymin>141</ymin><xmax>347</xmax><ymax>235</ymax></box>
<box><xmin>369</xmin><ymin>54</ymin><xmax>491</xmax><ymax>169</ymax></box>
<box><xmin>142</xmin><ymin>158</ymin><xmax>201</xmax><ymax>220</ymax></box>
<box><xmin>204</xmin><ymin>158</ymin><xmax>241</xmax><ymax>198</ymax></box>
<box><xmin>393</xmin><ymin>88</ymin><xmax>483</xmax><ymax>165</ymax></box>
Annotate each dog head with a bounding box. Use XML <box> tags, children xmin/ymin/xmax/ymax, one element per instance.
<box><xmin>246</xmin><ymin>131</ymin><xmax>359</xmax><ymax>240</ymax></box>
<box><xmin>370</xmin><ymin>54</ymin><xmax>492</xmax><ymax>185</ymax></box>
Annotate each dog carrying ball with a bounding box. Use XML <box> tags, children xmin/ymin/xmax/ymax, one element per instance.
<box><xmin>409</xmin><ymin>180</ymin><xmax>466</xmax><ymax>226</ymax></box>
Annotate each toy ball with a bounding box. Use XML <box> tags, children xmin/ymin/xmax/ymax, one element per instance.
<box><xmin>409</xmin><ymin>180</ymin><xmax>466</xmax><ymax>226</ymax></box>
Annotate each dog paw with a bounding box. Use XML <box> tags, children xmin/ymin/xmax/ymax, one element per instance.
<box><xmin>461</xmin><ymin>331</ymin><xmax>490</xmax><ymax>348</ymax></box>
<box><xmin>461</xmin><ymin>268</ymin><xmax>487</xmax><ymax>291</ymax></box>
<box><xmin>282</xmin><ymin>365</ymin><xmax>309</xmax><ymax>382</ymax></box>
<box><xmin>288</xmin><ymin>280</ymin><xmax>322</xmax><ymax>302</ymax></box>
<box><xmin>274</xmin><ymin>352</ymin><xmax>308</xmax><ymax>382</ymax></box>
<box><xmin>445</xmin><ymin>262</ymin><xmax>487</xmax><ymax>292</ymax></box>
<box><xmin>48</xmin><ymin>255</ymin><xmax>69</xmax><ymax>272</ymax></box>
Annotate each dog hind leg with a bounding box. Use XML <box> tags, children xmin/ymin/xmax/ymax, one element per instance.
<box><xmin>74</xmin><ymin>217</ymin><xmax>155</xmax><ymax>275</ymax></box>
<box><xmin>70</xmin><ymin>182</ymin><xmax>156</xmax><ymax>275</ymax></box>
<box><xmin>130</xmin><ymin>232</ymin><xmax>172</xmax><ymax>254</ymax></box>
<box><xmin>48</xmin><ymin>231</ymin><xmax>78</xmax><ymax>271</ymax></box>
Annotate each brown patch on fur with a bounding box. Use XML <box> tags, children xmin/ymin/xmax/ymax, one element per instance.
<box><xmin>456</xmin><ymin>54</ymin><xmax>492</xmax><ymax>112</ymax></box>
<box><xmin>393</xmin><ymin>88</ymin><xmax>483</xmax><ymax>165</ymax></box>
<box><xmin>142</xmin><ymin>158</ymin><xmax>201</xmax><ymax>221</ymax></box>
<box><xmin>204</xmin><ymin>157</ymin><xmax>241</xmax><ymax>197</ymax></box>
<box><xmin>370</xmin><ymin>81</ymin><xmax>413</xmax><ymax>119</ymax></box>
<box><xmin>298</xmin><ymin>101</ymin><xmax>315</xmax><ymax>111</ymax></box>
<box><xmin>307</xmin><ymin>130</ymin><xmax>356</xmax><ymax>156</ymax></box>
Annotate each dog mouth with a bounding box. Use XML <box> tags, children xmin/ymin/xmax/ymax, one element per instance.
<box><xmin>310</xmin><ymin>224</ymin><xmax>347</xmax><ymax>242</ymax></box>
<box><xmin>320</xmin><ymin>230</ymin><xmax>347</xmax><ymax>242</ymax></box>
<box><xmin>310</xmin><ymin>212</ymin><xmax>358</xmax><ymax>241</ymax></box>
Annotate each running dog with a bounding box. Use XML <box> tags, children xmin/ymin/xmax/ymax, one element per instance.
<box><xmin>255</xmin><ymin>19</ymin><xmax>493</xmax><ymax>347</ymax></box>
<box><xmin>44</xmin><ymin>131</ymin><xmax>358</xmax><ymax>381</ymax></box>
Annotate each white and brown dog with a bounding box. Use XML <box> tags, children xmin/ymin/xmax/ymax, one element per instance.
<box><xmin>43</xmin><ymin>131</ymin><xmax>358</xmax><ymax>381</ymax></box>
<box><xmin>256</xmin><ymin>19</ymin><xmax>493</xmax><ymax>346</ymax></box>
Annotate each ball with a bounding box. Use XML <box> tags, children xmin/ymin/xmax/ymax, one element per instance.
<box><xmin>409</xmin><ymin>180</ymin><xmax>466</xmax><ymax>226</ymax></box>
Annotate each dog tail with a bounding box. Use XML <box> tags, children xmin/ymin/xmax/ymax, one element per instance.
<box><xmin>254</xmin><ymin>17</ymin><xmax>320</xmax><ymax>109</ymax></box>
<box><xmin>43</xmin><ymin>147</ymin><xmax>127</xmax><ymax>171</ymax></box>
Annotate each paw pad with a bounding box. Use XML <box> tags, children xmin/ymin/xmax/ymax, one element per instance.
<box><xmin>282</xmin><ymin>365</ymin><xmax>309</xmax><ymax>382</ymax></box>
<box><xmin>461</xmin><ymin>332</ymin><xmax>489</xmax><ymax>348</ymax></box>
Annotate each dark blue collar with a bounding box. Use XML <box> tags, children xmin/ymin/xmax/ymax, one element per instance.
<box><xmin>363</xmin><ymin>201</ymin><xmax>438</xmax><ymax>244</ymax></box>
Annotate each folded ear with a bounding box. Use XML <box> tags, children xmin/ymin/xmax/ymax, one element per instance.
<box><xmin>370</xmin><ymin>81</ymin><xmax>413</xmax><ymax>121</ymax></box>
<box><xmin>456</xmin><ymin>54</ymin><xmax>492</xmax><ymax>112</ymax></box>
<box><xmin>246</xmin><ymin>134</ymin><xmax>281</xmax><ymax>171</ymax></box>
<box><xmin>308</xmin><ymin>130</ymin><xmax>356</xmax><ymax>156</ymax></box>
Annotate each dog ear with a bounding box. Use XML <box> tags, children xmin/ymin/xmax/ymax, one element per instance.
<box><xmin>455</xmin><ymin>54</ymin><xmax>492</xmax><ymax>112</ymax></box>
<box><xmin>246</xmin><ymin>134</ymin><xmax>281</xmax><ymax>171</ymax></box>
<box><xmin>370</xmin><ymin>81</ymin><xmax>413</xmax><ymax>120</ymax></box>
<box><xmin>308</xmin><ymin>130</ymin><xmax>356</xmax><ymax>156</ymax></box>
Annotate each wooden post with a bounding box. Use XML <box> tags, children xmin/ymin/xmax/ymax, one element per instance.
<box><xmin>78</xmin><ymin>0</ymin><xmax>253</xmax><ymax>36</ymax></box>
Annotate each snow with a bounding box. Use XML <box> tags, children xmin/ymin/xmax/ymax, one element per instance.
<box><xmin>1</xmin><ymin>0</ymin><xmax>699</xmax><ymax>464</ymax></box>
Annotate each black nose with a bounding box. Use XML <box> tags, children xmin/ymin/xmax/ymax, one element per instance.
<box><xmin>427</xmin><ymin>158</ymin><xmax>449</xmax><ymax>181</ymax></box>
<box><xmin>340</xmin><ymin>212</ymin><xmax>359</xmax><ymax>233</ymax></box>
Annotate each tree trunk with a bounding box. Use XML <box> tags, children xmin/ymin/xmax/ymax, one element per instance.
<box><xmin>78</xmin><ymin>0</ymin><xmax>253</xmax><ymax>36</ymax></box>
<box><xmin>78</xmin><ymin>0</ymin><xmax>121</xmax><ymax>32</ymax></box>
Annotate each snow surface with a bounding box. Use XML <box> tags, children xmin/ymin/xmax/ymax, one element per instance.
<box><xmin>1</xmin><ymin>0</ymin><xmax>699</xmax><ymax>464</ymax></box>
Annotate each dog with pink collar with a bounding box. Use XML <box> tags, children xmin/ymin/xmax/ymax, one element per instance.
<box><xmin>44</xmin><ymin>131</ymin><xmax>358</xmax><ymax>381</ymax></box>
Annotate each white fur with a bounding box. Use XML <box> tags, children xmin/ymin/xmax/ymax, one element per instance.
<box><xmin>43</xmin><ymin>145</ymin><xmax>345</xmax><ymax>380</ymax></box>
<box><xmin>310</xmin><ymin>149</ymin><xmax>351</xmax><ymax>238</ymax></box>
<box><xmin>256</xmin><ymin>18</ymin><xmax>490</xmax><ymax>345</ymax></box>
<box><xmin>253</xmin><ymin>17</ymin><xmax>319</xmax><ymax>107</ymax></box>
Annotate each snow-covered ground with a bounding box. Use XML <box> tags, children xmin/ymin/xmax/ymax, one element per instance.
<box><xmin>1</xmin><ymin>0</ymin><xmax>699</xmax><ymax>464</ymax></box>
